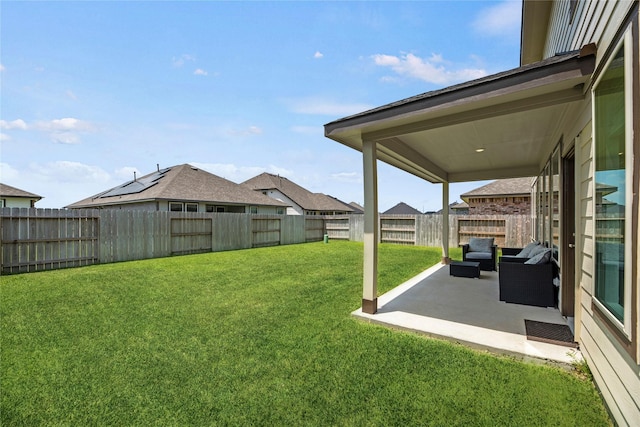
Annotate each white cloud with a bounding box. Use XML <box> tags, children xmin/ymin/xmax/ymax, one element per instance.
<box><xmin>0</xmin><ymin>119</ymin><xmax>28</xmax><ymax>130</ymax></box>
<box><xmin>286</xmin><ymin>97</ymin><xmax>374</xmax><ymax>116</ymax></box>
<box><xmin>114</xmin><ymin>166</ymin><xmax>140</xmax><ymax>181</ymax></box>
<box><xmin>35</xmin><ymin>118</ymin><xmax>94</xmax><ymax>132</ymax></box>
<box><xmin>30</xmin><ymin>161</ymin><xmax>111</xmax><ymax>184</ymax></box>
<box><xmin>172</xmin><ymin>54</ymin><xmax>196</xmax><ymax>68</ymax></box>
<box><xmin>0</xmin><ymin>162</ymin><xmax>20</xmax><ymax>181</ymax></box>
<box><xmin>331</xmin><ymin>171</ymin><xmax>362</xmax><ymax>184</ymax></box>
<box><xmin>472</xmin><ymin>0</ymin><xmax>522</xmax><ymax>38</ymax></box>
<box><xmin>372</xmin><ymin>52</ymin><xmax>487</xmax><ymax>85</ymax></box>
<box><xmin>32</xmin><ymin>118</ymin><xmax>96</xmax><ymax>144</ymax></box>
<box><xmin>194</xmin><ymin>68</ymin><xmax>208</xmax><ymax>76</ymax></box>
<box><xmin>314</xmin><ymin>51</ymin><xmax>324</xmax><ymax>59</ymax></box>
<box><xmin>267</xmin><ymin>165</ymin><xmax>294</xmax><ymax>177</ymax></box>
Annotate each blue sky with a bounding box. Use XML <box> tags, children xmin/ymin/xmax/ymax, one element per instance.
<box><xmin>1</xmin><ymin>1</ymin><xmax>522</xmax><ymax>211</ymax></box>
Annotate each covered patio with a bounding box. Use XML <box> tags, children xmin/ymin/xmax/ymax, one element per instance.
<box><xmin>325</xmin><ymin>44</ymin><xmax>597</xmax><ymax>366</ymax></box>
<box><xmin>353</xmin><ymin>262</ymin><xmax>577</xmax><ymax>365</ymax></box>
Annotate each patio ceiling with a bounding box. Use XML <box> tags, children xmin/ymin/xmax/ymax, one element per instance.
<box><xmin>324</xmin><ymin>45</ymin><xmax>596</xmax><ymax>184</ymax></box>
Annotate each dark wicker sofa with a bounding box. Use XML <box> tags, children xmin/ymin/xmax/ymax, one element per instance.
<box><xmin>498</xmin><ymin>246</ymin><xmax>557</xmax><ymax>307</ymax></box>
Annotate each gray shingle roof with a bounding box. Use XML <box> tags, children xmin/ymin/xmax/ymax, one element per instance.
<box><xmin>349</xmin><ymin>202</ymin><xmax>364</xmax><ymax>214</ymax></box>
<box><xmin>460</xmin><ymin>177</ymin><xmax>535</xmax><ymax>199</ymax></box>
<box><xmin>242</xmin><ymin>173</ymin><xmax>354</xmax><ymax>212</ymax></box>
<box><xmin>0</xmin><ymin>183</ymin><xmax>42</xmax><ymax>199</ymax></box>
<box><xmin>383</xmin><ymin>202</ymin><xmax>422</xmax><ymax>215</ymax></box>
<box><xmin>66</xmin><ymin>164</ymin><xmax>288</xmax><ymax>208</ymax></box>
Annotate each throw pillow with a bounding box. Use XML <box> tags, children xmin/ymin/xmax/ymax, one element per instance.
<box><xmin>527</xmin><ymin>243</ymin><xmax>547</xmax><ymax>259</ymax></box>
<box><xmin>516</xmin><ymin>242</ymin><xmax>540</xmax><ymax>258</ymax></box>
<box><xmin>468</xmin><ymin>238</ymin><xmax>494</xmax><ymax>253</ymax></box>
<box><xmin>525</xmin><ymin>249</ymin><xmax>552</xmax><ymax>265</ymax></box>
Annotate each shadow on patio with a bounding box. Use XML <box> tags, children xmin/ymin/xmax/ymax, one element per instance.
<box><xmin>353</xmin><ymin>263</ymin><xmax>580</xmax><ymax>366</ymax></box>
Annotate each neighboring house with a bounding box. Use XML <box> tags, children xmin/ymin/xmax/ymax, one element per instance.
<box><xmin>348</xmin><ymin>202</ymin><xmax>364</xmax><ymax>214</ymax></box>
<box><xmin>241</xmin><ymin>172</ymin><xmax>354</xmax><ymax>216</ymax></box>
<box><xmin>0</xmin><ymin>183</ymin><xmax>42</xmax><ymax>208</ymax></box>
<box><xmin>325</xmin><ymin>1</ymin><xmax>639</xmax><ymax>424</ymax></box>
<box><xmin>450</xmin><ymin>201</ymin><xmax>469</xmax><ymax>215</ymax></box>
<box><xmin>435</xmin><ymin>201</ymin><xmax>468</xmax><ymax>215</ymax></box>
<box><xmin>460</xmin><ymin>177</ymin><xmax>534</xmax><ymax>215</ymax></box>
<box><xmin>383</xmin><ymin>202</ymin><xmax>422</xmax><ymax>215</ymax></box>
<box><xmin>66</xmin><ymin>164</ymin><xmax>288</xmax><ymax>213</ymax></box>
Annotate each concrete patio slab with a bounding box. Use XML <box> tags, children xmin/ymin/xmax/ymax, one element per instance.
<box><xmin>353</xmin><ymin>263</ymin><xmax>580</xmax><ymax>366</ymax></box>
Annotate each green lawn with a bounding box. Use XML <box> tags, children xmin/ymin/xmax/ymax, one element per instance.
<box><xmin>1</xmin><ymin>241</ymin><xmax>610</xmax><ymax>426</ymax></box>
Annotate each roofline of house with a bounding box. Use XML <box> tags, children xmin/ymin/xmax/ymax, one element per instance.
<box><xmin>67</xmin><ymin>197</ymin><xmax>289</xmax><ymax>209</ymax></box>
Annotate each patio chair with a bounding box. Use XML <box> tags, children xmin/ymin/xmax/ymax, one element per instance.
<box><xmin>498</xmin><ymin>248</ymin><xmax>557</xmax><ymax>307</ymax></box>
<box><xmin>462</xmin><ymin>237</ymin><xmax>497</xmax><ymax>271</ymax></box>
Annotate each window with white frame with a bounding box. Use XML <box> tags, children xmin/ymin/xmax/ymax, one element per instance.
<box><xmin>593</xmin><ymin>33</ymin><xmax>632</xmax><ymax>330</ymax></box>
<box><xmin>169</xmin><ymin>202</ymin><xmax>183</xmax><ymax>212</ymax></box>
<box><xmin>186</xmin><ymin>203</ymin><xmax>198</xmax><ymax>212</ymax></box>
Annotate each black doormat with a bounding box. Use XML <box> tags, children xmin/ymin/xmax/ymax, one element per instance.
<box><xmin>524</xmin><ymin>320</ymin><xmax>577</xmax><ymax>348</ymax></box>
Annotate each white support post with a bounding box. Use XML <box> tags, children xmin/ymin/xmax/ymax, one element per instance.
<box><xmin>362</xmin><ymin>139</ymin><xmax>378</xmax><ymax>314</ymax></box>
<box><xmin>442</xmin><ymin>182</ymin><xmax>451</xmax><ymax>264</ymax></box>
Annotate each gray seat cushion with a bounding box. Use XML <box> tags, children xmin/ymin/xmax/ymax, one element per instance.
<box><xmin>466</xmin><ymin>252</ymin><xmax>492</xmax><ymax>260</ymax></box>
<box><xmin>468</xmin><ymin>238</ymin><xmax>494</xmax><ymax>253</ymax></box>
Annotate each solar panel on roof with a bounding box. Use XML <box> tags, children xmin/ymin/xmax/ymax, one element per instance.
<box><xmin>98</xmin><ymin>168</ymin><xmax>170</xmax><ymax>198</ymax></box>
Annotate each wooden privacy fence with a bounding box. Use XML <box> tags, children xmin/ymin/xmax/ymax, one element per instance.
<box><xmin>1</xmin><ymin>208</ymin><xmax>531</xmax><ymax>274</ymax></box>
<box><xmin>325</xmin><ymin>214</ymin><xmax>532</xmax><ymax>249</ymax></box>
<box><xmin>0</xmin><ymin>209</ymin><xmax>326</xmax><ymax>274</ymax></box>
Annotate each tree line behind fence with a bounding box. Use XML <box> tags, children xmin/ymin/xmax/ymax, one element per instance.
<box><xmin>1</xmin><ymin>208</ymin><xmax>531</xmax><ymax>274</ymax></box>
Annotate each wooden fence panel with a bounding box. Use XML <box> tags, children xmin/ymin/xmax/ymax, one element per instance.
<box><xmin>505</xmin><ymin>215</ymin><xmax>532</xmax><ymax>247</ymax></box>
<box><xmin>170</xmin><ymin>214</ymin><xmax>213</xmax><ymax>255</ymax></box>
<box><xmin>305</xmin><ymin>217</ymin><xmax>325</xmax><ymax>242</ymax></box>
<box><xmin>252</xmin><ymin>216</ymin><xmax>281</xmax><ymax>248</ymax></box>
<box><xmin>457</xmin><ymin>215</ymin><xmax>507</xmax><ymax>248</ymax></box>
<box><xmin>381</xmin><ymin>216</ymin><xmax>416</xmax><ymax>245</ymax></box>
<box><xmin>212</xmin><ymin>213</ymin><xmax>252</xmax><ymax>252</ymax></box>
<box><xmin>280</xmin><ymin>215</ymin><xmax>306</xmax><ymax>245</ymax></box>
<box><xmin>0</xmin><ymin>208</ymin><xmax>99</xmax><ymax>274</ymax></box>
<box><xmin>324</xmin><ymin>216</ymin><xmax>350</xmax><ymax>240</ymax></box>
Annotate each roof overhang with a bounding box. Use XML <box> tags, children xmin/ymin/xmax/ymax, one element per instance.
<box><xmin>324</xmin><ymin>46</ymin><xmax>596</xmax><ymax>184</ymax></box>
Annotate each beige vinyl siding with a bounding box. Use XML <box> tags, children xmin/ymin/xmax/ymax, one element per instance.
<box><xmin>580</xmin><ymin>314</ymin><xmax>640</xmax><ymax>426</ymax></box>
<box><xmin>544</xmin><ymin>1</ymin><xmax>634</xmax><ymax>61</ymax></box>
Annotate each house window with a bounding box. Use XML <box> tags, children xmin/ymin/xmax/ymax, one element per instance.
<box><xmin>186</xmin><ymin>203</ymin><xmax>198</xmax><ymax>212</ymax></box>
<box><xmin>593</xmin><ymin>35</ymin><xmax>632</xmax><ymax>328</ymax></box>
<box><xmin>205</xmin><ymin>204</ymin><xmax>214</xmax><ymax>213</ymax></box>
<box><xmin>250</xmin><ymin>206</ymin><xmax>258</xmax><ymax>214</ymax></box>
<box><xmin>0</xmin><ymin>199</ymin><xmax>5</xmax><ymax>208</ymax></box>
<box><xmin>216</xmin><ymin>206</ymin><xmax>225</xmax><ymax>213</ymax></box>
<box><xmin>169</xmin><ymin>202</ymin><xmax>183</xmax><ymax>212</ymax></box>
<box><xmin>277</xmin><ymin>208</ymin><xmax>284</xmax><ymax>215</ymax></box>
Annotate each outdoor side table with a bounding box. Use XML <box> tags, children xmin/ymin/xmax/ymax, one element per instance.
<box><xmin>450</xmin><ymin>261</ymin><xmax>481</xmax><ymax>278</ymax></box>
